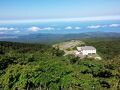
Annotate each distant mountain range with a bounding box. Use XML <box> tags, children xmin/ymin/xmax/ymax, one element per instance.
<box><xmin>0</xmin><ymin>32</ymin><xmax>120</xmax><ymax>43</ymax></box>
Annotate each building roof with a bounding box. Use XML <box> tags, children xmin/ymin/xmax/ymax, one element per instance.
<box><xmin>82</xmin><ymin>46</ymin><xmax>96</xmax><ymax>50</ymax></box>
<box><xmin>77</xmin><ymin>47</ymin><xmax>82</xmax><ymax>50</ymax></box>
<box><xmin>77</xmin><ymin>46</ymin><xmax>96</xmax><ymax>51</ymax></box>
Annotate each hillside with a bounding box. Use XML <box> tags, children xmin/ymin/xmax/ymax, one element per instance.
<box><xmin>0</xmin><ymin>32</ymin><xmax>120</xmax><ymax>44</ymax></box>
<box><xmin>0</xmin><ymin>40</ymin><xmax>120</xmax><ymax>90</ymax></box>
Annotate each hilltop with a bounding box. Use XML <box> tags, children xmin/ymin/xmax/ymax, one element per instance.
<box><xmin>53</xmin><ymin>40</ymin><xmax>85</xmax><ymax>55</ymax></box>
<box><xmin>53</xmin><ymin>40</ymin><xmax>101</xmax><ymax>59</ymax></box>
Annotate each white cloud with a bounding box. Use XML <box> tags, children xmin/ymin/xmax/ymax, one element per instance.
<box><xmin>28</xmin><ymin>26</ymin><xmax>54</xmax><ymax>32</ymax></box>
<box><xmin>75</xmin><ymin>27</ymin><xmax>81</xmax><ymax>30</ymax></box>
<box><xmin>109</xmin><ymin>24</ymin><xmax>120</xmax><ymax>27</ymax></box>
<box><xmin>0</xmin><ymin>27</ymin><xmax>16</xmax><ymax>31</ymax></box>
<box><xmin>87</xmin><ymin>25</ymin><xmax>101</xmax><ymax>29</ymax></box>
<box><xmin>87</xmin><ymin>25</ymin><xmax>104</xmax><ymax>29</ymax></box>
<box><xmin>43</xmin><ymin>27</ymin><xmax>54</xmax><ymax>30</ymax></box>
<box><xmin>28</xmin><ymin>26</ymin><xmax>40</xmax><ymax>32</ymax></box>
<box><xmin>65</xmin><ymin>26</ymin><xmax>72</xmax><ymax>30</ymax></box>
<box><xmin>65</xmin><ymin>26</ymin><xmax>82</xmax><ymax>30</ymax></box>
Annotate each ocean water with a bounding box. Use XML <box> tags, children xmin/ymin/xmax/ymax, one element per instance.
<box><xmin>0</xmin><ymin>20</ymin><xmax>120</xmax><ymax>35</ymax></box>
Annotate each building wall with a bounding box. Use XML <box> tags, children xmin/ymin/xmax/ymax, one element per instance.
<box><xmin>82</xmin><ymin>50</ymin><xmax>96</xmax><ymax>55</ymax></box>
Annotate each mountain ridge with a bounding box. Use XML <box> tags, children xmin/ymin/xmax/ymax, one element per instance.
<box><xmin>0</xmin><ymin>32</ymin><xmax>120</xmax><ymax>43</ymax></box>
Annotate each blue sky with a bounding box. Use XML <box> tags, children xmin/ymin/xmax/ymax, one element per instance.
<box><xmin>0</xmin><ymin>0</ymin><xmax>120</xmax><ymax>20</ymax></box>
<box><xmin>0</xmin><ymin>0</ymin><xmax>120</xmax><ymax>35</ymax></box>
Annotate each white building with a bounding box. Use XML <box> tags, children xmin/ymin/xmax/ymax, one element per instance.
<box><xmin>76</xmin><ymin>46</ymin><xmax>96</xmax><ymax>56</ymax></box>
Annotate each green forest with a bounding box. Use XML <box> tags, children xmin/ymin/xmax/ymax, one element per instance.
<box><xmin>0</xmin><ymin>39</ymin><xmax>120</xmax><ymax>90</ymax></box>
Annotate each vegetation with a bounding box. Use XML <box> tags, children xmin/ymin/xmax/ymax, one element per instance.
<box><xmin>84</xmin><ymin>39</ymin><xmax>120</xmax><ymax>59</ymax></box>
<box><xmin>0</xmin><ymin>39</ymin><xmax>120</xmax><ymax>90</ymax></box>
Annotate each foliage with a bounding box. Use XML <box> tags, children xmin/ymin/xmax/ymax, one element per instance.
<box><xmin>84</xmin><ymin>39</ymin><xmax>120</xmax><ymax>60</ymax></box>
<box><xmin>0</xmin><ymin>40</ymin><xmax>120</xmax><ymax>90</ymax></box>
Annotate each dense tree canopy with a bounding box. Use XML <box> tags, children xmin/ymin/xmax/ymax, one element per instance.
<box><xmin>0</xmin><ymin>40</ymin><xmax>120</xmax><ymax>90</ymax></box>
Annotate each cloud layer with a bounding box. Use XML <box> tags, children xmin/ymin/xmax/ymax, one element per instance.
<box><xmin>65</xmin><ymin>26</ymin><xmax>81</xmax><ymax>30</ymax></box>
<box><xmin>0</xmin><ymin>23</ymin><xmax>120</xmax><ymax>34</ymax></box>
<box><xmin>75</xmin><ymin>27</ymin><xmax>81</xmax><ymax>30</ymax></box>
<box><xmin>109</xmin><ymin>24</ymin><xmax>120</xmax><ymax>27</ymax></box>
<box><xmin>0</xmin><ymin>27</ymin><xmax>16</xmax><ymax>31</ymax></box>
<box><xmin>87</xmin><ymin>25</ymin><xmax>106</xmax><ymax>29</ymax></box>
<box><xmin>28</xmin><ymin>26</ymin><xmax>54</xmax><ymax>32</ymax></box>
<box><xmin>87</xmin><ymin>24</ymin><xmax>120</xmax><ymax>29</ymax></box>
<box><xmin>28</xmin><ymin>26</ymin><xmax>40</xmax><ymax>32</ymax></box>
<box><xmin>0</xmin><ymin>27</ymin><xmax>20</xmax><ymax>34</ymax></box>
<box><xmin>65</xmin><ymin>26</ymin><xmax>72</xmax><ymax>30</ymax></box>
